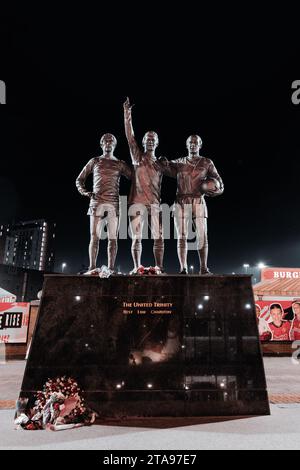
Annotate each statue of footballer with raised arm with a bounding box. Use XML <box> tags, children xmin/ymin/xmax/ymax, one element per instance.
<box><xmin>124</xmin><ymin>98</ymin><xmax>169</xmax><ymax>274</ymax></box>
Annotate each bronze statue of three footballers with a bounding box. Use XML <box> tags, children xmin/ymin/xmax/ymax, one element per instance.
<box><xmin>76</xmin><ymin>98</ymin><xmax>224</xmax><ymax>275</ymax></box>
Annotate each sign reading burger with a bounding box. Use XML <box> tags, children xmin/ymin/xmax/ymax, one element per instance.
<box><xmin>261</xmin><ymin>267</ymin><xmax>300</xmax><ymax>281</ymax></box>
<box><xmin>253</xmin><ymin>268</ymin><xmax>300</xmax><ymax>343</ymax></box>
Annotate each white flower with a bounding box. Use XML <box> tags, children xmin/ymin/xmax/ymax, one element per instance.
<box><xmin>14</xmin><ymin>414</ymin><xmax>29</xmax><ymax>425</ymax></box>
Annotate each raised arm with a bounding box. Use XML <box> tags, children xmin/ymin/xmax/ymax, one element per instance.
<box><xmin>123</xmin><ymin>97</ymin><xmax>142</xmax><ymax>164</ymax></box>
<box><xmin>76</xmin><ymin>158</ymin><xmax>95</xmax><ymax>197</ymax></box>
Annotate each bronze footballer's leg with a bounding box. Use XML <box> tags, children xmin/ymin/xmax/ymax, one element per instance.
<box><xmin>150</xmin><ymin>207</ymin><xmax>164</xmax><ymax>270</ymax></box>
<box><xmin>174</xmin><ymin>203</ymin><xmax>189</xmax><ymax>273</ymax></box>
<box><xmin>130</xmin><ymin>212</ymin><xmax>145</xmax><ymax>271</ymax></box>
<box><xmin>89</xmin><ymin>215</ymin><xmax>102</xmax><ymax>270</ymax></box>
<box><xmin>107</xmin><ymin>212</ymin><xmax>119</xmax><ymax>271</ymax></box>
<box><xmin>194</xmin><ymin>217</ymin><xmax>209</xmax><ymax>274</ymax></box>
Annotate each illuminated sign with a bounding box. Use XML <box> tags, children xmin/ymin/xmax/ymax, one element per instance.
<box><xmin>0</xmin><ymin>303</ymin><xmax>30</xmax><ymax>344</ymax></box>
<box><xmin>122</xmin><ymin>301</ymin><xmax>174</xmax><ymax>315</ymax></box>
<box><xmin>0</xmin><ymin>311</ymin><xmax>23</xmax><ymax>329</ymax></box>
<box><xmin>261</xmin><ymin>268</ymin><xmax>300</xmax><ymax>281</ymax></box>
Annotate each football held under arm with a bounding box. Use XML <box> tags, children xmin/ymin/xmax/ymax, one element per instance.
<box><xmin>202</xmin><ymin>160</ymin><xmax>224</xmax><ymax>197</ymax></box>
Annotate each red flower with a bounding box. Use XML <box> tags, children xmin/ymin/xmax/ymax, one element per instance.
<box><xmin>25</xmin><ymin>423</ymin><xmax>37</xmax><ymax>431</ymax></box>
<box><xmin>137</xmin><ymin>266</ymin><xmax>145</xmax><ymax>274</ymax></box>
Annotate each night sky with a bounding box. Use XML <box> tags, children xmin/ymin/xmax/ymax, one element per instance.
<box><xmin>1</xmin><ymin>13</ymin><xmax>300</xmax><ymax>276</ymax></box>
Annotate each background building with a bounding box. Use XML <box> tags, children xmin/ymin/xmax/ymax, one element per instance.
<box><xmin>0</xmin><ymin>219</ymin><xmax>56</xmax><ymax>272</ymax></box>
<box><xmin>0</xmin><ymin>264</ymin><xmax>45</xmax><ymax>302</ymax></box>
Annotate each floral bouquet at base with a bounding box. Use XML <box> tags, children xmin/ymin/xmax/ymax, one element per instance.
<box><xmin>15</xmin><ymin>377</ymin><xmax>97</xmax><ymax>431</ymax></box>
<box><xmin>131</xmin><ymin>266</ymin><xmax>163</xmax><ymax>276</ymax></box>
<box><xmin>83</xmin><ymin>265</ymin><xmax>114</xmax><ymax>278</ymax></box>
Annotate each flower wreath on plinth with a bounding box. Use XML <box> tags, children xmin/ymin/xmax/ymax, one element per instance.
<box><xmin>15</xmin><ymin>377</ymin><xmax>97</xmax><ymax>431</ymax></box>
<box><xmin>134</xmin><ymin>266</ymin><xmax>163</xmax><ymax>276</ymax></box>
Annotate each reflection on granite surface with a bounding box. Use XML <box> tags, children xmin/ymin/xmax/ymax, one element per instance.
<box><xmin>19</xmin><ymin>275</ymin><xmax>270</xmax><ymax>417</ymax></box>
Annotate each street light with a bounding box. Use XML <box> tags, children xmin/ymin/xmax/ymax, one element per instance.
<box><xmin>62</xmin><ymin>262</ymin><xmax>67</xmax><ymax>273</ymax></box>
<box><xmin>190</xmin><ymin>265</ymin><xmax>194</xmax><ymax>274</ymax></box>
<box><xmin>243</xmin><ymin>264</ymin><xmax>250</xmax><ymax>274</ymax></box>
<box><xmin>257</xmin><ymin>262</ymin><xmax>266</xmax><ymax>270</ymax></box>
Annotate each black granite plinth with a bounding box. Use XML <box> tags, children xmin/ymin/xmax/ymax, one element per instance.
<box><xmin>19</xmin><ymin>275</ymin><xmax>270</xmax><ymax>417</ymax></box>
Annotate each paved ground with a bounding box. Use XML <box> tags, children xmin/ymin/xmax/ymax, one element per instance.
<box><xmin>1</xmin><ymin>406</ymin><xmax>300</xmax><ymax>450</ymax></box>
<box><xmin>1</xmin><ymin>358</ymin><xmax>300</xmax><ymax>450</ymax></box>
<box><xmin>264</xmin><ymin>357</ymin><xmax>300</xmax><ymax>403</ymax></box>
<box><xmin>0</xmin><ymin>361</ymin><xmax>25</xmax><ymax>404</ymax></box>
<box><xmin>264</xmin><ymin>357</ymin><xmax>300</xmax><ymax>395</ymax></box>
